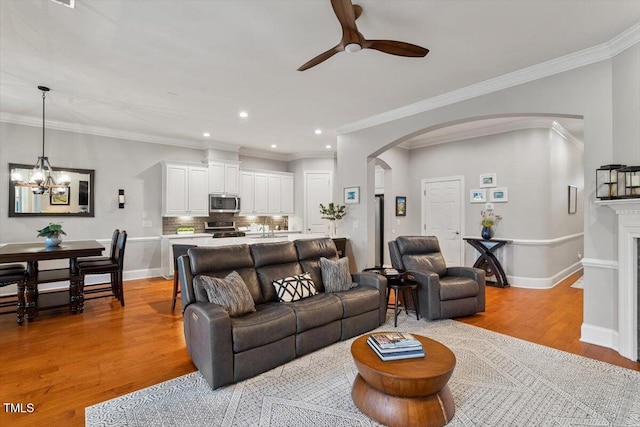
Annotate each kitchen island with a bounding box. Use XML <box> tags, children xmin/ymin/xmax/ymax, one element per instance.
<box><xmin>161</xmin><ymin>232</ymin><xmax>333</xmax><ymax>278</ymax></box>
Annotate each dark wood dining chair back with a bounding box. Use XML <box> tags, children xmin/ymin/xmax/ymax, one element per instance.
<box><xmin>0</xmin><ymin>264</ymin><xmax>28</xmax><ymax>324</ymax></box>
<box><xmin>76</xmin><ymin>229</ymin><xmax>119</xmax><ymax>265</ymax></box>
<box><xmin>171</xmin><ymin>244</ymin><xmax>197</xmax><ymax>311</ymax></box>
<box><xmin>78</xmin><ymin>230</ymin><xmax>128</xmax><ymax>308</ymax></box>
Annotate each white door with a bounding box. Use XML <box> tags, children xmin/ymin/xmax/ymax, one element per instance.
<box><xmin>305</xmin><ymin>171</ymin><xmax>332</xmax><ymax>234</ymax></box>
<box><xmin>422</xmin><ymin>177</ymin><xmax>464</xmax><ymax>266</ymax></box>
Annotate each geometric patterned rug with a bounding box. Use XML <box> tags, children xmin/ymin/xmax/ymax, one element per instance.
<box><xmin>86</xmin><ymin>315</ymin><xmax>640</xmax><ymax>426</ymax></box>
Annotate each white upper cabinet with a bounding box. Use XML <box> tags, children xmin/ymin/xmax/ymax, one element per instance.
<box><xmin>280</xmin><ymin>175</ymin><xmax>294</xmax><ymax>215</ymax></box>
<box><xmin>163</xmin><ymin>163</ymin><xmax>209</xmax><ymax>216</ymax></box>
<box><xmin>239</xmin><ymin>171</ymin><xmax>255</xmax><ymax>214</ymax></box>
<box><xmin>238</xmin><ymin>170</ymin><xmax>294</xmax><ymax>215</ymax></box>
<box><xmin>208</xmin><ymin>161</ymin><xmax>240</xmax><ymax>195</ymax></box>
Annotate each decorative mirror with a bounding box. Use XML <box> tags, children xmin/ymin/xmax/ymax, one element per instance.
<box><xmin>8</xmin><ymin>163</ymin><xmax>95</xmax><ymax>217</ymax></box>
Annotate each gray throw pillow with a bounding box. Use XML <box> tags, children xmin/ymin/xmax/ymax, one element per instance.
<box><xmin>195</xmin><ymin>271</ymin><xmax>256</xmax><ymax>317</ymax></box>
<box><xmin>319</xmin><ymin>257</ymin><xmax>356</xmax><ymax>292</ymax></box>
<box><xmin>272</xmin><ymin>272</ymin><xmax>317</xmax><ymax>302</ymax></box>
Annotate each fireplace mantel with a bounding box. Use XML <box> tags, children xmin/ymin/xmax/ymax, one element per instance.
<box><xmin>596</xmin><ymin>199</ymin><xmax>640</xmax><ymax>361</ymax></box>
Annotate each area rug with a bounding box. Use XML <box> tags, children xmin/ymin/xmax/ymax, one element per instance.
<box><xmin>571</xmin><ymin>277</ymin><xmax>584</xmax><ymax>289</ymax></box>
<box><xmin>86</xmin><ymin>315</ymin><xmax>640</xmax><ymax>426</ymax></box>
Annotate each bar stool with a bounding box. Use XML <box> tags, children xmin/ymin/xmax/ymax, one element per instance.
<box><xmin>171</xmin><ymin>244</ymin><xmax>196</xmax><ymax>311</ymax></box>
<box><xmin>0</xmin><ymin>264</ymin><xmax>28</xmax><ymax>325</ymax></box>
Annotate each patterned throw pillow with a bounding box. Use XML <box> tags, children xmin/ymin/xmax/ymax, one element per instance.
<box><xmin>195</xmin><ymin>271</ymin><xmax>256</xmax><ymax>317</ymax></box>
<box><xmin>272</xmin><ymin>272</ymin><xmax>317</xmax><ymax>302</ymax></box>
<box><xmin>320</xmin><ymin>257</ymin><xmax>356</xmax><ymax>292</ymax></box>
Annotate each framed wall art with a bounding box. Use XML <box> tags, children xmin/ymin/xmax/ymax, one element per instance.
<box><xmin>479</xmin><ymin>173</ymin><xmax>497</xmax><ymax>188</ymax></box>
<box><xmin>470</xmin><ymin>189</ymin><xmax>486</xmax><ymax>203</ymax></box>
<box><xmin>50</xmin><ymin>187</ymin><xmax>70</xmax><ymax>205</ymax></box>
<box><xmin>489</xmin><ymin>187</ymin><xmax>508</xmax><ymax>203</ymax></box>
<box><xmin>395</xmin><ymin>196</ymin><xmax>407</xmax><ymax>216</ymax></box>
<box><xmin>344</xmin><ymin>186</ymin><xmax>360</xmax><ymax>204</ymax></box>
<box><xmin>568</xmin><ymin>185</ymin><xmax>577</xmax><ymax>214</ymax></box>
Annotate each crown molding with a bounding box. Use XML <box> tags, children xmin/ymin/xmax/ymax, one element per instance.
<box><xmin>286</xmin><ymin>151</ymin><xmax>336</xmax><ymax>161</ymax></box>
<box><xmin>338</xmin><ymin>23</ymin><xmax>640</xmax><ymax>135</ymax></box>
<box><xmin>401</xmin><ymin>117</ymin><xmax>555</xmax><ymax>149</ymax></box>
<box><xmin>551</xmin><ymin>121</ymin><xmax>584</xmax><ymax>152</ymax></box>
<box><xmin>239</xmin><ymin>147</ymin><xmax>291</xmax><ymax>162</ymax></box>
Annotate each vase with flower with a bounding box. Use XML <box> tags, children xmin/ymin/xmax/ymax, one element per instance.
<box><xmin>319</xmin><ymin>203</ymin><xmax>346</xmax><ymax>236</ymax></box>
<box><xmin>480</xmin><ymin>210</ymin><xmax>502</xmax><ymax>240</ymax></box>
<box><xmin>37</xmin><ymin>222</ymin><xmax>66</xmax><ymax>247</ymax></box>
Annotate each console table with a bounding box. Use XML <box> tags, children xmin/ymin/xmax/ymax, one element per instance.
<box><xmin>0</xmin><ymin>240</ymin><xmax>104</xmax><ymax>323</ymax></box>
<box><xmin>463</xmin><ymin>237</ymin><xmax>512</xmax><ymax>288</ymax></box>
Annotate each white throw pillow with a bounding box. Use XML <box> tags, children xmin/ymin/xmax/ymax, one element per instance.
<box><xmin>272</xmin><ymin>272</ymin><xmax>317</xmax><ymax>302</ymax></box>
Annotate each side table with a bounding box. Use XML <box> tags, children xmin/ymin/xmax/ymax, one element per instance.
<box><xmin>463</xmin><ymin>237</ymin><xmax>512</xmax><ymax>288</ymax></box>
<box><xmin>363</xmin><ymin>268</ymin><xmax>420</xmax><ymax>326</ymax></box>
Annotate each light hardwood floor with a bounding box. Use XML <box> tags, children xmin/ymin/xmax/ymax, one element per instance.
<box><xmin>0</xmin><ymin>273</ymin><xmax>637</xmax><ymax>426</ymax></box>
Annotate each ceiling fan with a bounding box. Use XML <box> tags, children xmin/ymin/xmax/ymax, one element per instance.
<box><xmin>297</xmin><ymin>0</ymin><xmax>429</xmax><ymax>71</ymax></box>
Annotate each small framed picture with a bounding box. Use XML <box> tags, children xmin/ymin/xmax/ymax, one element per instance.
<box><xmin>470</xmin><ymin>189</ymin><xmax>486</xmax><ymax>203</ymax></box>
<box><xmin>479</xmin><ymin>173</ymin><xmax>497</xmax><ymax>188</ymax></box>
<box><xmin>50</xmin><ymin>187</ymin><xmax>70</xmax><ymax>205</ymax></box>
<box><xmin>395</xmin><ymin>196</ymin><xmax>407</xmax><ymax>216</ymax></box>
<box><xmin>489</xmin><ymin>187</ymin><xmax>508</xmax><ymax>202</ymax></box>
<box><xmin>568</xmin><ymin>185</ymin><xmax>577</xmax><ymax>214</ymax></box>
<box><xmin>344</xmin><ymin>186</ymin><xmax>360</xmax><ymax>204</ymax></box>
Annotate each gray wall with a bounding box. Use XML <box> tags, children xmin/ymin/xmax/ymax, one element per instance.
<box><xmin>288</xmin><ymin>157</ymin><xmax>336</xmax><ymax>232</ymax></box>
<box><xmin>404</xmin><ymin>127</ymin><xmax>584</xmax><ymax>284</ymax></box>
<box><xmin>336</xmin><ymin>45</ymin><xmax>639</xmax><ymax>341</ymax></box>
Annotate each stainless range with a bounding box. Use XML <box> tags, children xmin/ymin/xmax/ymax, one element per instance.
<box><xmin>204</xmin><ymin>221</ymin><xmax>246</xmax><ymax>238</ymax></box>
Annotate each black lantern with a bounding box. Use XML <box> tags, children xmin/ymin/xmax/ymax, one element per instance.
<box><xmin>596</xmin><ymin>164</ymin><xmax>626</xmax><ymax>199</ymax></box>
<box><xmin>618</xmin><ymin>166</ymin><xmax>640</xmax><ymax>198</ymax></box>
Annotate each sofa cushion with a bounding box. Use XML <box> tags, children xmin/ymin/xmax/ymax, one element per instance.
<box><xmin>230</xmin><ymin>304</ymin><xmax>296</xmax><ymax>352</ymax></box>
<box><xmin>195</xmin><ymin>271</ymin><xmax>256</xmax><ymax>317</ymax></box>
<box><xmin>287</xmin><ymin>293</ymin><xmax>343</xmax><ymax>333</ymax></box>
<box><xmin>272</xmin><ymin>272</ymin><xmax>317</xmax><ymax>302</ymax></box>
<box><xmin>296</xmin><ymin>238</ymin><xmax>339</xmax><ymax>292</ymax></box>
<box><xmin>320</xmin><ymin>257</ymin><xmax>355</xmax><ymax>292</ymax></box>
<box><xmin>439</xmin><ymin>276</ymin><xmax>480</xmax><ymax>301</ymax></box>
<box><xmin>330</xmin><ymin>286</ymin><xmax>380</xmax><ymax>318</ymax></box>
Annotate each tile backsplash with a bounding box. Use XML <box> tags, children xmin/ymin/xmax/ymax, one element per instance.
<box><xmin>162</xmin><ymin>214</ymin><xmax>288</xmax><ymax>235</ymax></box>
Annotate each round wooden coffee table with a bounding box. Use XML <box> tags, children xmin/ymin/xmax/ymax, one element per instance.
<box><xmin>351</xmin><ymin>333</ymin><xmax>456</xmax><ymax>427</ymax></box>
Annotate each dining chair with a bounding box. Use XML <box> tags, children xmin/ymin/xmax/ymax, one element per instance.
<box><xmin>0</xmin><ymin>263</ymin><xmax>28</xmax><ymax>325</ymax></box>
<box><xmin>171</xmin><ymin>244</ymin><xmax>197</xmax><ymax>311</ymax></box>
<box><xmin>78</xmin><ymin>230</ymin><xmax>128</xmax><ymax>307</ymax></box>
<box><xmin>76</xmin><ymin>229</ymin><xmax>119</xmax><ymax>265</ymax></box>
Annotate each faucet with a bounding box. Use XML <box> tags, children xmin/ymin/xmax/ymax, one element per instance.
<box><xmin>262</xmin><ymin>217</ymin><xmax>274</xmax><ymax>238</ymax></box>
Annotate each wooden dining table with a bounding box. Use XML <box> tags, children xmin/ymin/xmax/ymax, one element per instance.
<box><xmin>0</xmin><ymin>240</ymin><xmax>104</xmax><ymax>324</ymax></box>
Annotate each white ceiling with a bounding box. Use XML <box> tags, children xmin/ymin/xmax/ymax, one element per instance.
<box><xmin>1</xmin><ymin>0</ymin><xmax>639</xmax><ymax>157</ymax></box>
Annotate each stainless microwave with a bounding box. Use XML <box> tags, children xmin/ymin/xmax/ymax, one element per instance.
<box><xmin>209</xmin><ymin>194</ymin><xmax>240</xmax><ymax>213</ymax></box>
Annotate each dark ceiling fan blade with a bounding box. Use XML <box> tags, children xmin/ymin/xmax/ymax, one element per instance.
<box><xmin>353</xmin><ymin>4</ymin><xmax>363</xmax><ymax>20</ymax></box>
<box><xmin>297</xmin><ymin>45</ymin><xmax>342</xmax><ymax>71</ymax></box>
<box><xmin>331</xmin><ymin>0</ymin><xmax>360</xmax><ymax>43</ymax></box>
<box><xmin>363</xmin><ymin>39</ymin><xmax>429</xmax><ymax>57</ymax></box>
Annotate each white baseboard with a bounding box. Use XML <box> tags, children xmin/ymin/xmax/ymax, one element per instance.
<box><xmin>580</xmin><ymin>323</ymin><xmax>619</xmax><ymax>351</ymax></box>
<box><xmin>507</xmin><ymin>261</ymin><xmax>583</xmax><ymax>289</ymax></box>
<box><xmin>0</xmin><ymin>268</ymin><xmax>164</xmax><ymax>296</ymax></box>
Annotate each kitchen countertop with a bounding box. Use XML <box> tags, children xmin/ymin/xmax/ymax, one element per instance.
<box><xmin>162</xmin><ymin>230</ymin><xmax>303</xmax><ymax>239</ymax></box>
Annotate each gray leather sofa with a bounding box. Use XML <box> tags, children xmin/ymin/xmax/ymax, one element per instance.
<box><xmin>389</xmin><ymin>236</ymin><xmax>486</xmax><ymax>320</ymax></box>
<box><xmin>177</xmin><ymin>237</ymin><xmax>387</xmax><ymax>390</ymax></box>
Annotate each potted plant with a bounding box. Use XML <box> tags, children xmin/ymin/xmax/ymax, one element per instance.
<box><xmin>480</xmin><ymin>210</ymin><xmax>501</xmax><ymax>240</ymax></box>
<box><xmin>319</xmin><ymin>203</ymin><xmax>346</xmax><ymax>236</ymax></box>
<box><xmin>37</xmin><ymin>222</ymin><xmax>67</xmax><ymax>247</ymax></box>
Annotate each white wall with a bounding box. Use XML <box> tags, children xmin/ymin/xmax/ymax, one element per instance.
<box><xmin>238</xmin><ymin>155</ymin><xmax>288</xmax><ymax>172</ymax></box>
<box><xmin>288</xmin><ymin>157</ymin><xmax>336</xmax><ymax>232</ymax></box>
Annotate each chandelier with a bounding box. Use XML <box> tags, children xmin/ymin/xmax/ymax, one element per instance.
<box><xmin>11</xmin><ymin>86</ymin><xmax>70</xmax><ymax>194</ymax></box>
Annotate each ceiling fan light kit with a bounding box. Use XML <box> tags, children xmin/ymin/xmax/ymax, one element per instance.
<box><xmin>297</xmin><ymin>0</ymin><xmax>429</xmax><ymax>71</ymax></box>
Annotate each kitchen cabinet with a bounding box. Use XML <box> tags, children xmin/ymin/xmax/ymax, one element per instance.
<box><xmin>163</xmin><ymin>163</ymin><xmax>209</xmax><ymax>216</ymax></box>
<box><xmin>238</xmin><ymin>170</ymin><xmax>294</xmax><ymax>215</ymax></box>
<box><xmin>208</xmin><ymin>161</ymin><xmax>240</xmax><ymax>195</ymax></box>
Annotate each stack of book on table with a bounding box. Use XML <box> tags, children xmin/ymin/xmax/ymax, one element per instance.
<box><xmin>367</xmin><ymin>332</ymin><xmax>425</xmax><ymax>361</ymax></box>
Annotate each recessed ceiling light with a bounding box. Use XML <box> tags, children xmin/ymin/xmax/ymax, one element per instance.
<box><xmin>239</xmin><ymin>111</ymin><xmax>249</xmax><ymax>118</ymax></box>
<box><xmin>325</xmin><ymin>145</ymin><xmax>332</xmax><ymax>149</ymax></box>
<box><xmin>271</xmin><ymin>144</ymin><xmax>277</xmax><ymax>149</ymax></box>
<box><xmin>315</xmin><ymin>129</ymin><xmax>322</xmax><ymax>135</ymax></box>
<box><xmin>203</xmin><ymin>132</ymin><xmax>210</xmax><ymax>138</ymax></box>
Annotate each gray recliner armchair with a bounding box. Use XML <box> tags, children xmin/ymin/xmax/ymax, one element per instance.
<box><xmin>389</xmin><ymin>236</ymin><xmax>485</xmax><ymax>320</ymax></box>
